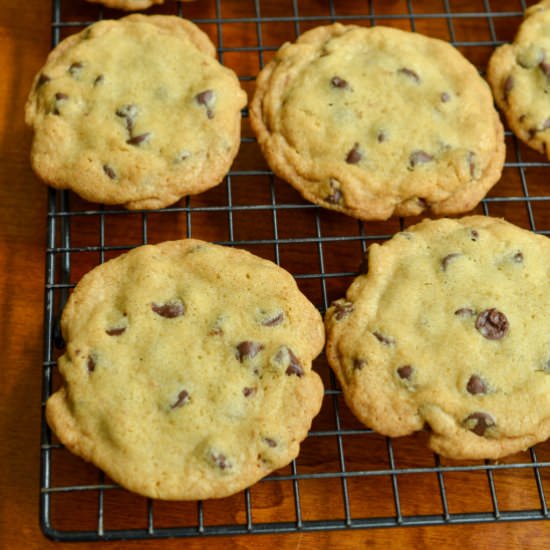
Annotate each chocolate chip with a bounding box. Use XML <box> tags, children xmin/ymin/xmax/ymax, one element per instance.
<box><xmin>463</xmin><ymin>411</ymin><xmax>495</xmax><ymax>436</ymax></box>
<box><xmin>466</xmin><ymin>375</ymin><xmax>487</xmax><ymax>395</ymax></box>
<box><xmin>325</xmin><ymin>179</ymin><xmax>343</xmax><ymax>205</ymax></box>
<box><xmin>55</xmin><ymin>92</ymin><xmax>68</xmax><ymax>101</ymax></box>
<box><xmin>236</xmin><ymin>341</ymin><xmax>264</xmax><ymax>362</ymax></box>
<box><xmin>126</xmin><ymin>132</ymin><xmax>151</xmax><ymax>146</ymax></box>
<box><xmin>106</xmin><ymin>327</ymin><xmax>126</xmax><ymax>336</ymax></box>
<box><xmin>87</xmin><ymin>355</ymin><xmax>96</xmax><ymax>373</ymax></box>
<box><xmin>475</xmin><ymin>308</ymin><xmax>509</xmax><ymax>340</ymax></box>
<box><xmin>467</xmin><ymin>151</ymin><xmax>476</xmax><ymax>179</ymax></box>
<box><xmin>196</xmin><ymin>89</ymin><xmax>215</xmax><ymax>119</ymax></box>
<box><xmin>397</xmin><ymin>365</ymin><xmax>413</xmax><ymax>380</ymax></box>
<box><xmin>151</xmin><ymin>300</ymin><xmax>185</xmax><ymax>318</ymax></box>
<box><xmin>330</xmin><ymin>76</ymin><xmax>349</xmax><ymax>89</ymax></box>
<box><xmin>116</xmin><ymin>104</ymin><xmax>138</xmax><ymax>133</ymax></box>
<box><xmin>272</xmin><ymin>346</ymin><xmax>304</xmax><ymax>377</ymax></box>
<box><xmin>196</xmin><ymin>89</ymin><xmax>214</xmax><ymax>105</ymax></box>
<box><xmin>470</xmin><ymin>229</ymin><xmax>479</xmax><ymax>241</ymax></box>
<box><xmin>103</xmin><ymin>164</ymin><xmax>117</xmax><ymax>179</ymax></box>
<box><xmin>94</xmin><ymin>74</ymin><xmax>104</xmax><ymax>86</ymax></box>
<box><xmin>503</xmin><ymin>75</ymin><xmax>514</xmax><ymax>101</ymax></box>
<box><xmin>512</xmin><ymin>251</ymin><xmax>524</xmax><ymax>263</ymax></box>
<box><xmin>455</xmin><ymin>307</ymin><xmax>475</xmax><ymax>318</ymax></box>
<box><xmin>37</xmin><ymin>74</ymin><xmax>50</xmax><ymax>88</ymax></box>
<box><xmin>175</xmin><ymin>150</ymin><xmax>191</xmax><ymax>163</ymax></box>
<box><xmin>345</xmin><ymin>143</ymin><xmax>362</xmax><ymax>164</ymax></box>
<box><xmin>540</xmin><ymin>60</ymin><xmax>550</xmax><ymax>78</ymax></box>
<box><xmin>68</xmin><ymin>62</ymin><xmax>83</xmax><ymax>76</ymax></box>
<box><xmin>409</xmin><ymin>150</ymin><xmax>434</xmax><ymax>167</ymax></box>
<box><xmin>398</xmin><ymin>67</ymin><xmax>421</xmax><ymax>84</ymax></box>
<box><xmin>211</xmin><ymin>452</ymin><xmax>231</xmax><ymax>470</ymax></box>
<box><xmin>377</xmin><ymin>130</ymin><xmax>388</xmax><ymax>143</ymax></box>
<box><xmin>116</xmin><ymin>104</ymin><xmax>137</xmax><ymax>119</ymax></box>
<box><xmin>284</xmin><ymin>348</ymin><xmax>304</xmax><ymax>377</ymax></box>
<box><xmin>209</xmin><ymin>316</ymin><xmax>225</xmax><ymax>336</ymax></box>
<box><xmin>332</xmin><ymin>300</ymin><xmax>354</xmax><ymax>320</ymax></box>
<box><xmin>442</xmin><ymin>253</ymin><xmax>461</xmax><ymax>271</ymax></box>
<box><xmin>263</xmin><ymin>437</ymin><xmax>277</xmax><ymax>448</ymax></box>
<box><xmin>441</xmin><ymin>91</ymin><xmax>451</xmax><ymax>102</ymax></box>
<box><xmin>171</xmin><ymin>389</ymin><xmax>190</xmax><ymax>409</ymax></box>
<box><xmin>373</xmin><ymin>331</ymin><xmax>394</xmax><ymax>346</ymax></box>
<box><xmin>261</xmin><ymin>311</ymin><xmax>284</xmax><ymax>327</ymax></box>
<box><xmin>353</xmin><ymin>358</ymin><xmax>367</xmax><ymax>371</ymax></box>
<box><xmin>243</xmin><ymin>386</ymin><xmax>257</xmax><ymax>397</ymax></box>
<box><xmin>326</xmin><ymin>188</ymin><xmax>342</xmax><ymax>204</ymax></box>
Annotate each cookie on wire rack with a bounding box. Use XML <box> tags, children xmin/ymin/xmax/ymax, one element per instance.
<box><xmin>487</xmin><ymin>0</ymin><xmax>550</xmax><ymax>159</ymax></box>
<box><xmin>25</xmin><ymin>15</ymin><xmax>246</xmax><ymax>210</ymax></box>
<box><xmin>46</xmin><ymin>239</ymin><xmax>325</xmax><ymax>500</ymax></box>
<box><xmin>85</xmin><ymin>0</ymin><xmax>195</xmax><ymax>11</ymax></box>
<box><xmin>250</xmin><ymin>23</ymin><xmax>505</xmax><ymax>221</ymax></box>
<box><xmin>325</xmin><ymin>216</ymin><xmax>550</xmax><ymax>460</ymax></box>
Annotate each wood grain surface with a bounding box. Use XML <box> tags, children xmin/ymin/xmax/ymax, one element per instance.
<box><xmin>2</xmin><ymin>0</ymin><xmax>550</xmax><ymax>548</ymax></box>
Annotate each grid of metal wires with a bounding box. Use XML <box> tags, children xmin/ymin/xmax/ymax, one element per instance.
<box><xmin>40</xmin><ymin>0</ymin><xmax>550</xmax><ymax>541</ymax></box>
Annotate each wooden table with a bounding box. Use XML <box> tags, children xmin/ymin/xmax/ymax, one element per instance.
<box><xmin>2</xmin><ymin>0</ymin><xmax>550</xmax><ymax>547</ymax></box>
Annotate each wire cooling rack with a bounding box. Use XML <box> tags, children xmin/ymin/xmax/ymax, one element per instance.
<box><xmin>40</xmin><ymin>0</ymin><xmax>550</xmax><ymax>542</ymax></box>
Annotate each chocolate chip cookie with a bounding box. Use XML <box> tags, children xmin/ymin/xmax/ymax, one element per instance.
<box><xmin>46</xmin><ymin>239</ymin><xmax>325</xmax><ymax>499</ymax></box>
<box><xmin>250</xmin><ymin>24</ymin><xmax>505</xmax><ymax>221</ymax></box>
<box><xmin>487</xmin><ymin>0</ymin><xmax>550</xmax><ymax>159</ymax></box>
<box><xmin>85</xmin><ymin>0</ymin><xmax>165</xmax><ymax>10</ymax></box>
<box><xmin>326</xmin><ymin>216</ymin><xmax>550</xmax><ymax>460</ymax></box>
<box><xmin>85</xmin><ymin>0</ymin><xmax>195</xmax><ymax>11</ymax></box>
<box><xmin>25</xmin><ymin>15</ymin><xmax>246</xmax><ymax>210</ymax></box>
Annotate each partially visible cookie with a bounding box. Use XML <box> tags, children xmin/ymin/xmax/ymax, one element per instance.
<box><xmin>85</xmin><ymin>0</ymin><xmax>195</xmax><ymax>12</ymax></box>
<box><xmin>250</xmin><ymin>24</ymin><xmax>505</xmax><ymax>221</ymax></box>
<box><xmin>487</xmin><ymin>0</ymin><xmax>550</xmax><ymax>159</ymax></box>
<box><xmin>326</xmin><ymin>216</ymin><xmax>550</xmax><ymax>460</ymax></box>
<box><xmin>25</xmin><ymin>15</ymin><xmax>246</xmax><ymax>210</ymax></box>
<box><xmin>46</xmin><ymin>239</ymin><xmax>325</xmax><ymax>500</ymax></box>
<box><xmin>86</xmin><ymin>0</ymin><xmax>165</xmax><ymax>10</ymax></box>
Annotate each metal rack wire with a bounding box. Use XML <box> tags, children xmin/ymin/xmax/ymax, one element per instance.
<box><xmin>40</xmin><ymin>0</ymin><xmax>550</xmax><ymax>541</ymax></box>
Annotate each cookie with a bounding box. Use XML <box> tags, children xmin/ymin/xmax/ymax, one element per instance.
<box><xmin>85</xmin><ymin>0</ymin><xmax>195</xmax><ymax>12</ymax></box>
<box><xmin>487</xmin><ymin>0</ymin><xmax>550</xmax><ymax>159</ymax></box>
<box><xmin>325</xmin><ymin>216</ymin><xmax>550</xmax><ymax>460</ymax></box>
<box><xmin>46</xmin><ymin>239</ymin><xmax>325</xmax><ymax>500</ymax></box>
<box><xmin>25</xmin><ymin>15</ymin><xmax>246</xmax><ymax>210</ymax></box>
<box><xmin>250</xmin><ymin>24</ymin><xmax>505</xmax><ymax>221</ymax></box>
<box><xmin>85</xmin><ymin>0</ymin><xmax>166</xmax><ymax>10</ymax></box>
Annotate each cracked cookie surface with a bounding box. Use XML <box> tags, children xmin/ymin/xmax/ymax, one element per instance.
<box><xmin>325</xmin><ymin>216</ymin><xmax>550</xmax><ymax>459</ymax></box>
<box><xmin>25</xmin><ymin>15</ymin><xmax>246</xmax><ymax>210</ymax></box>
<box><xmin>487</xmin><ymin>0</ymin><xmax>550</xmax><ymax>159</ymax></box>
<box><xmin>46</xmin><ymin>239</ymin><xmax>325</xmax><ymax>500</ymax></box>
<box><xmin>250</xmin><ymin>24</ymin><xmax>505</xmax><ymax>221</ymax></box>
